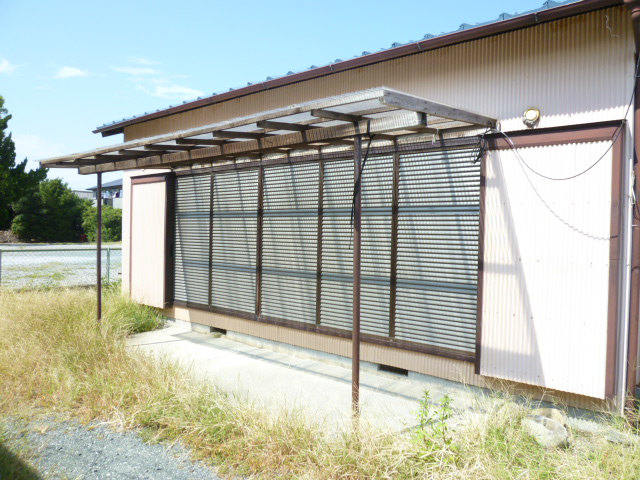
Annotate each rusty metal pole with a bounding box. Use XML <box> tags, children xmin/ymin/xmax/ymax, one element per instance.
<box><xmin>97</xmin><ymin>172</ymin><xmax>102</xmax><ymax>322</ymax></box>
<box><xmin>352</xmin><ymin>135</ymin><xmax>362</xmax><ymax>419</ymax></box>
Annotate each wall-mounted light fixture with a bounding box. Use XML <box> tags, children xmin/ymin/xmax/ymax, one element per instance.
<box><xmin>523</xmin><ymin>107</ymin><xmax>541</xmax><ymax>128</ymax></box>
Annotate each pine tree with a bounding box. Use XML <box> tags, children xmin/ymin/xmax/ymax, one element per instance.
<box><xmin>0</xmin><ymin>95</ymin><xmax>48</xmax><ymax>229</ymax></box>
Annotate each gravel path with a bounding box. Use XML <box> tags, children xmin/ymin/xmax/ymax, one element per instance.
<box><xmin>1</xmin><ymin>417</ymin><xmax>222</xmax><ymax>480</ymax></box>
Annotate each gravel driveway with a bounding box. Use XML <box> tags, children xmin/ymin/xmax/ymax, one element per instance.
<box><xmin>1</xmin><ymin>417</ymin><xmax>222</xmax><ymax>480</ymax></box>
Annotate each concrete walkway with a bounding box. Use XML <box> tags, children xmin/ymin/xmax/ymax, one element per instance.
<box><xmin>126</xmin><ymin>321</ymin><xmax>482</xmax><ymax>433</ymax></box>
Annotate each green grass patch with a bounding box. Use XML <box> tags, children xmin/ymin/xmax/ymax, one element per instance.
<box><xmin>0</xmin><ymin>287</ymin><xmax>638</xmax><ymax>479</ymax></box>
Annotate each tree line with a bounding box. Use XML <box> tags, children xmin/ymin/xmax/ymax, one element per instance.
<box><xmin>1</xmin><ymin>95</ymin><xmax>121</xmax><ymax>243</ymax></box>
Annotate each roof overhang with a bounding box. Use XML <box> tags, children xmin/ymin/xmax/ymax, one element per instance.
<box><xmin>40</xmin><ymin>87</ymin><xmax>496</xmax><ymax>175</ymax></box>
<box><xmin>92</xmin><ymin>0</ymin><xmax>620</xmax><ymax>137</ymax></box>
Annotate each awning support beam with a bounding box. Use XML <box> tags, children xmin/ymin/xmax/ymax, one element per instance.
<box><xmin>256</xmin><ymin>120</ymin><xmax>317</xmax><ymax>132</ymax></box>
<box><xmin>381</xmin><ymin>90</ymin><xmax>496</xmax><ymax>127</ymax></box>
<box><xmin>145</xmin><ymin>144</ymin><xmax>195</xmax><ymax>152</ymax></box>
<box><xmin>311</xmin><ymin>109</ymin><xmax>362</xmax><ymax>123</ymax></box>
<box><xmin>176</xmin><ymin>138</ymin><xmax>227</xmax><ymax>146</ymax></box>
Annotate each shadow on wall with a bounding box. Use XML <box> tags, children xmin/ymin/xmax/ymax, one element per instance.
<box><xmin>480</xmin><ymin>150</ymin><xmax>545</xmax><ymax>387</ymax></box>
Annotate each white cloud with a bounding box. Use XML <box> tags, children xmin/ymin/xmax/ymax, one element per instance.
<box><xmin>114</xmin><ymin>59</ymin><xmax>202</xmax><ymax>101</ymax></box>
<box><xmin>0</xmin><ymin>58</ymin><xmax>16</xmax><ymax>74</ymax></box>
<box><xmin>54</xmin><ymin>66</ymin><xmax>89</xmax><ymax>79</ymax></box>
<box><xmin>13</xmin><ymin>134</ymin><xmax>66</xmax><ymax>163</ymax></box>
<box><xmin>151</xmin><ymin>84</ymin><xmax>204</xmax><ymax>100</ymax></box>
<box><xmin>128</xmin><ymin>57</ymin><xmax>159</xmax><ymax>66</ymax></box>
<box><xmin>112</xmin><ymin>66</ymin><xmax>159</xmax><ymax>76</ymax></box>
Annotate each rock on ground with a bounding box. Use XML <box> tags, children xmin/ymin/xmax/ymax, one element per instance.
<box><xmin>1</xmin><ymin>417</ymin><xmax>222</xmax><ymax>480</ymax></box>
<box><xmin>522</xmin><ymin>408</ymin><xmax>570</xmax><ymax>449</ymax></box>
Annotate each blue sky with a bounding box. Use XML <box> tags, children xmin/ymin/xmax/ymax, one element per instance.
<box><xmin>1</xmin><ymin>0</ymin><xmax>546</xmax><ymax>189</ymax></box>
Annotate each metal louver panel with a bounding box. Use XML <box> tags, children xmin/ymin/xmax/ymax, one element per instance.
<box><xmin>361</xmin><ymin>154</ymin><xmax>393</xmax><ymax>337</ymax></box>
<box><xmin>174</xmin><ymin>174</ymin><xmax>211</xmax><ymax>305</ymax></box>
<box><xmin>211</xmin><ymin>170</ymin><xmax>258</xmax><ymax>313</ymax></box>
<box><xmin>395</xmin><ymin>147</ymin><xmax>480</xmax><ymax>353</ymax></box>
<box><xmin>320</xmin><ymin>159</ymin><xmax>353</xmax><ymax>330</ymax></box>
<box><xmin>261</xmin><ymin>163</ymin><xmax>318</xmax><ymax>323</ymax></box>
<box><xmin>173</xmin><ymin>141</ymin><xmax>481</xmax><ymax>360</ymax></box>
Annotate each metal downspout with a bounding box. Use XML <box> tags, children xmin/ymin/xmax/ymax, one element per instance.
<box><xmin>623</xmin><ymin>0</ymin><xmax>640</xmax><ymax>413</ymax></box>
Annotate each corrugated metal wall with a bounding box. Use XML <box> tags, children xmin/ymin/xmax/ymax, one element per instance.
<box><xmin>130</xmin><ymin>181</ymin><xmax>167</xmax><ymax>308</ymax></box>
<box><xmin>124</xmin><ymin>6</ymin><xmax>633</xmax><ymax>142</ymax></box>
<box><xmin>481</xmin><ymin>142</ymin><xmax>613</xmax><ymax>399</ymax></box>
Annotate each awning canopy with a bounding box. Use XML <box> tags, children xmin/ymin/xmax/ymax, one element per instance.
<box><xmin>40</xmin><ymin>87</ymin><xmax>496</xmax><ymax>175</ymax></box>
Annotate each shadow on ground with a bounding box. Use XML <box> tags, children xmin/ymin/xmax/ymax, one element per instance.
<box><xmin>0</xmin><ymin>441</ymin><xmax>41</xmax><ymax>480</ymax></box>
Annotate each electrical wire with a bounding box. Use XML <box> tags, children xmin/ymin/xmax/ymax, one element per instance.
<box><xmin>350</xmin><ymin>120</ymin><xmax>375</xmax><ymax>229</ymax></box>
<box><xmin>494</xmin><ymin>53</ymin><xmax>640</xmax><ymax>182</ymax></box>
<box><xmin>495</xmin><ymin>126</ymin><xmax>624</xmax><ymax>181</ymax></box>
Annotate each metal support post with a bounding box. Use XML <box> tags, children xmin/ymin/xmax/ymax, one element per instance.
<box><xmin>97</xmin><ymin>172</ymin><xmax>102</xmax><ymax>322</ymax></box>
<box><xmin>352</xmin><ymin>135</ymin><xmax>362</xmax><ymax>419</ymax></box>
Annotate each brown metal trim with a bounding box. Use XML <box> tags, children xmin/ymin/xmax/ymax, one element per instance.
<box><xmin>606</xmin><ymin>129</ymin><xmax>625</xmax><ymax>399</ymax></box>
<box><xmin>130</xmin><ymin>173</ymin><xmax>171</xmax><ymax>184</ymax></box>
<box><xmin>474</xmin><ymin>147</ymin><xmax>487</xmax><ymax>375</ymax></box>
<box><xmin>315</xmin><ymin>156</ymin><xmax>324</xmax><ymax>325</ymax></box>
<box><xmin>164</xmin><ymin>173</ymin><xmax>176</xmax><ymax>307</ymax></box>
<box><xmin>175</xmin><ymin>122</ymin><xmax>622</xmax><ymax>178</ymax></box>
<box><xmin>388</xmin><ymin>151</ymin><xmax>399</xmax><ymax>338</ymax></box>
<box><xmin>172</xmin><ymin>300</ymin><xmax>476</xmax><ymax>362</ymax></box>
<box><xmin>96</xmin><ymin>0</ymin><xmax>621</xmax><ymax>137</ymax></box>
<box><xmin>176</xmin><ymin>136</ymin><xmax>482</xmax><ymax>176</ymax></box>
<box><xmin>255</xmin><ymin>165</ymin><xmax>264</xmax><ymax>316</ymax></box>
<box><xmin>485</xmin><ymin>121</ymin><xmax>622</xmax><ymax>150</ymax></box>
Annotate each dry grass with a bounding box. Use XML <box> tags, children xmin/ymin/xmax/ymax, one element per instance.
<box><xmin>0</xmin><ymin>287</ymin><xmax>639</xmax><ymax>479</ymax></box>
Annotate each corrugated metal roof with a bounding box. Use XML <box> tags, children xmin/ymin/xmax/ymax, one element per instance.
<box><xmin>94</xmin><ymin>0</ymin><xmax>618</xmax><ymax>136</ymax></box>
<box><xmin>87</xmin><ymin>178</ymin><xmax>123</xmax><ymax>190</ymax></box>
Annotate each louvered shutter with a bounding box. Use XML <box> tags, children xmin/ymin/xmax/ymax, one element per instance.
<box><xmin>395</xmin><ymin>147</ymin><xmax>480</xmax><ymax>353</ymax></box>
<box><xmin>174</xmin><ymin>174</ymin><xmax>211</xmax><ymax>305</ymax></box>
<box><xmin>211</xmin><ymin>169</ymin><xmax>258</xmax><ymax>313</ymax></box>
<box><xmin>261</xmin><ymin>163</ymin><xmax>319</xmax><ymax>323</ymax></box>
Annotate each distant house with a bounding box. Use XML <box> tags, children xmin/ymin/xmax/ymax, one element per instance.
<box><xmin>73</xmin><ymin>189</ymin><xmax>94</xmax><ymax>201</ymax></box>
<box><xmin>88</xmin><ymin>178</ymin><xmax>123</xmax><ymax>209</ymax></box>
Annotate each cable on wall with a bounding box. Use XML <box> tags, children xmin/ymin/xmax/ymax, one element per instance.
<box><xmin>493</xmin><ymin>53</ymin><xmax>639</xmax><ymax>182</ymax></box>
